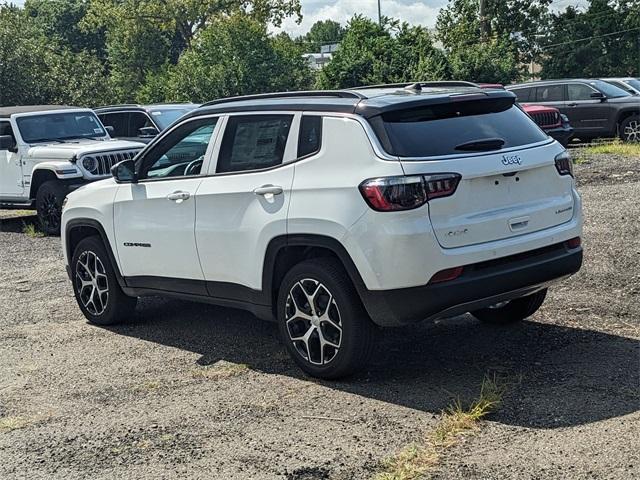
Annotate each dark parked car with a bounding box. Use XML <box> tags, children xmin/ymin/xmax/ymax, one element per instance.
<box><xmin>506</xmin><ymin>79</ymin><xmax>640</xmax><ymax>142</ymax></box>
<box><xmin>478</xmin><ymin>84</ymin><xmax>573</xmax><ymax>146</ymax></box>
<box><xmin>95</xmin><ymin>103</ymin><xmax>198</xmax><ymax>143</ymax></box>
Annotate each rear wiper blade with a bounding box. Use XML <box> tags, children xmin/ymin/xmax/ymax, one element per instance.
<box><xmin>454</xmin><ymin>138</ymin><xmax>505</xmax><ymax>151</ymax></box>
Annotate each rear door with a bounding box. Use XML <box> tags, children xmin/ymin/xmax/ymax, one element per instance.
<box><xmin>195</xmin><ymin>113</ymin><xmax>297</xmax><ymax>295</ymax></box>
<box><xmin>566</xmin><ymin>82</ymin><xmax>612</xmax><ymax>135</ymax></box>
<box><xmin>534</xmin><ymin>83</ymin><xmax>567</xmax><ymax>112</ymax></box>
<box><xmin>0</xmin><ymin>121</ymin><xmax>23</xmax><ymax>197</ymax></box>
<box><xmin>376</xmin><ymin>98</ymin><xmax>575</xmax><ymax>249</ymax></box>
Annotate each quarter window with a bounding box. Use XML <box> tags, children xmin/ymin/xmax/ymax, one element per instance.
<box><xmin>140</xmin><ymin>117</ymin><xmax>218</xmax><ymax>179</ymax></box>
<box><xmin>535</xmin><ymin>85</ymin><xmax>565</xmax><ymax>102</ymax></box>
<box><xmin>297</xmin><ymin>116</ymin><xmax>322</xmax><ymax>157</ymax></box>
<box><xmin>217</xmin><ymin>115</ymin><xmax>293</xmax><ymax>173</ymax></box>
<box><xmin>568</xmin><ymin>84</ymin><xmax>596</xmax><ymax>101</ymax></box>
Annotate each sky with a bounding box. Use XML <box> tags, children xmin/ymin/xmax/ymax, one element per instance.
<box><xmin>275</xmin><ymin>0</ymin><xmax>589</xmax><ymax>37</ymax></box>
<box><xmin>10</xmin><ymin>0</ymin><xmax>589</xmax><ymax>37</ymax></box>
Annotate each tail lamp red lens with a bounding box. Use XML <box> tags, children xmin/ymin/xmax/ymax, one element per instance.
<box><xmin>428</xmin><ymin>266</ymin><xmax>464</xmax><ymax>284</ymax></box>
<box><xmin>555</xmin><ymin>151</ymin><xmax>574</xmax><ymax>177</ymax></box>
<box><xmin>359</xmin><ymin>173</ymin><xmax>461</xmax><ymax>212</ymax></box>
<box><xmin>565</xmin><ymin>236</ymin><xmax>581</xmax><ymax>249</ymax></box>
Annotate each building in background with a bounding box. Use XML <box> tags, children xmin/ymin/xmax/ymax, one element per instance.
<box><xmin>302</xmin><ymin>43</ymin><xmax>339</xmax><ymax>70</ymax></box>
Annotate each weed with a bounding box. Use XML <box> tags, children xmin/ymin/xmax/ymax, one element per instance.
<box><xmin>191</xmin><ymin>361</ymin><xmax>249</xmax><ymax>380</ymax></box>
<box><xmin>22</xmin><ymin>222</ymin><xmax>44</xmax><ymax>238</ymax></box>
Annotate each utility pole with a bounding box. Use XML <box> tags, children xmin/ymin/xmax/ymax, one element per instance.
<box><xmin>378</xmin><ymin>0</ymin><xmax>382</xmax><ymax>26</ymax></box>
<box><xmin>479</xmin><ymin>0</ymin><xmax>488</xmax><ymax>42</ymax></box>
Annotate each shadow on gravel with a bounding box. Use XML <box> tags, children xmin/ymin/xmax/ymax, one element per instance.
<box><xmin>0</xmin><ymin>215</ymin><xmax>37</xmax><ymax>233</ymax></box>
<box><xmin>104</xmin><ymin>297</ymin><xmax>640</xmax><ymax>430</ymax></box>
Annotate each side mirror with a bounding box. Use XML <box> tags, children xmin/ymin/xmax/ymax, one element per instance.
<box><xmin>104</xmin><ymin>125</ymin><xmax>115</xmax><ymax>136</ymax></box>
<box><xmin>110</xmin><ymin>159</ymin><xmax>137</xmax><ymax>183</ymax></box>
<box><xmin>590</xmin><ymin>91</ymin><xmax>606</xmax><ymax>101</ymax></box>
<box><xmin>0</xmin><ymin>135</ymin><xmax>17</xmax><ymax>152</ymax></box>
<box><xmin>138</xmin><ymin>126</ymin><xmax>159</xmax><ymax>138</ymax></box>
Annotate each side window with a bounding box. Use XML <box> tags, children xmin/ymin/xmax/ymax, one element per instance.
<box><xmin>568</xmin><ymin>84</ymin><xmax>597</xmax><ymax>101</ymax></box>
<box><xmin>217</xmin><ymin>115</ymin><xmax>293</xmax><ymax>173</ymax></box>
<box><xmin>511</xmin><ymin>87</ymin><xmax>533</xmax><ymax>102</ymax></box>
<box><xmin>140</xmin><ymin>117</ymin><xmax>218</xmax><ymax>179</ymax></box>
<box><xmin>100</xmin><ymin>113</ymin><xmax>128</xmax><ymax>137</ymax></box>
<box><xmin>297</xmin><ymin>116</ymin><xmax>322</xmax><ymax>157</ymax></box>
<box><xmin>129</xmin><ymin>112</ymin><xmax>153</xmax><ymax>137</ymax></box>
<box><xmin>536</xmin><ymin>85</ymin><xmax>565</xmax><ymax>102</ymax></box>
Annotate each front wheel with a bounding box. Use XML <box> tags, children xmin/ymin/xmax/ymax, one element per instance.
<box><xmin>71</xmin><ymin>236</ymin><xmax>137</xmax><ymax>325</ymax></box>
<box><xmin>471</xmin><ymin>289</ymin><xmax>547</xmax><ymax>325</ymax></box>
<box><xmin>36</xmin><ymin>180</ymin><xmax>66</xmax><ymax>235</ymax></box>
<box><xmin>620</xmin><ymin>115</ymin><xmax>640</xmax><ymax>142</ymax></box>
<box><xmin>277</xmin><ymin>258</ymin><xmax>376</xmax><ymax>379</ymax></box>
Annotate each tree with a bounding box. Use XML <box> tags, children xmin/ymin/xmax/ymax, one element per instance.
<box><xmin>540</xmin><ymin>0</ymin><xmax>640</xmax><ymax>78</ymax></box>
<box><xmin>159</xmin><ymin>14</ymin><xmax>312</xmax><ymax>103</ymax></box>
<box><xmin>317</xmin><ymin>16</ymin><xmax>448</xmax><ymax>89</ymax></box>
<box><xmin>0</xmin><ymin>5</ymin><xmax>109</xmax><ymax>106</ymax></box>
<box><xmin>298</xmin><ymin>19</ymin><xmax>344</xmax><ymax>52</ymax></box>
<box><xmin>435</xmin><ymin>0</ymin><xmax>554</xmax><ymax>82</ymax></box>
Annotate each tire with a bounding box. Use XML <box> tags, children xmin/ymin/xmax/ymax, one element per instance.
<box><xmin>619</xmin><ymin>115</ymin><xmax>640</xmax><ymax>143</ymax></box>
<box><xmin>36</xmin><ymin>180</ymin><xmax>66</xmax><ymax>236</ymax></box>
<box><xmin>71</xmin><ymin>236</ymin><xmax>137</xmax><ymax>326</ymax></box>
<box><xmin>277</xmin><ymin>258</ymin><xmax>377</xmax><ymax>379</ymax></box>
<box><xmin>471</xmin><ymin>289</ymin><xmax>547</xmax><ymax>325</ymax></box>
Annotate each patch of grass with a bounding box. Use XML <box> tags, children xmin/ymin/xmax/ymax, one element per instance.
<box><xmin>0</xmin><ymin>416</ymin><xmax>34</xmax><ymax>433</ymax></box>
<box><xmin>191</xmin><ymin>361</ymin><xmax>249</xmax><ymax>381</ymax></box>
<box><xmin>22</xmin><ymin>222</ymin><xmax>45</xmax><ymax>238</ymax></box>
<box><xmin>583</xmin><ymin>140</ymin><xmax>640</xmax><ymax>157</ymax></box>
<box><xmin>374</xmin><ymin>375</ymin><xmax>507</xmax><ymax>480</ymax></box>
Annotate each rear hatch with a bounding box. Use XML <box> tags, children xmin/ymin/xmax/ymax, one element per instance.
<box><xmin>372</xmin><ymin>93</ymin><xmax>575</xmax><ymax>248</ymax></box>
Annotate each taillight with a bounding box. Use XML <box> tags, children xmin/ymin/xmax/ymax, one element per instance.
<box><xmin>428</xmin><ymin>266</ymin><xmax>464</xmax><ymax>284</ymax></box>
<box><xmin>555</xmin><ymin>151</ymin><xmax>574</xmax><ymax>177</ymax></box>
<box><xmin>565</xmin><ymin>236</ymin><xmax>581</xmax><ymax>249</ymax></box>
<box><xmin>359</xmin><ymin>173</ymin><xmax>461</xmax><ymax>212</ymax></box>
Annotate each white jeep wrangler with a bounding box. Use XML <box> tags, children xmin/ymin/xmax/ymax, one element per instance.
<box><xmin>0</xmin><ymin>106</ymin><xmax>143</xmax><ymax>234</ymax></box>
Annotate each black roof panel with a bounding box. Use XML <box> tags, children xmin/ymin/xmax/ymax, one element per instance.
<box><xmin>184</xmin><ymin>87</ymin><xmax>516</xmax><ymax>120</ymax></box>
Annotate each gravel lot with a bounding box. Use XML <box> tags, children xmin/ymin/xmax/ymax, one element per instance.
<box><xmin>1</xmin><ymin>153</ymin><xmax>638</xmax><ymax>480</ymax></box>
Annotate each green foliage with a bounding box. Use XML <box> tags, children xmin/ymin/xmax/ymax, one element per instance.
<box><xmin>447</xmin><ymin>39</ymin><xmax>521</xmax><ymax>84</ymax></box>
<box><xmin>540</xmin><ymin>0</ymin><xmax>640</xmax><ymax>78</ymax></box>
<box><xmin>298</xmin><ymin>19</ymin><xmax>344</xmax><ymax>52</ymax></box>
<box><xmin>317</xmin><ymin>16</ymin><xmax>447</xmax><ymax>89</ymax></box>
<box><xmin>162</xmin><ymin>15</ymin><xmax>312</xmax><ymax>103</ymax></box>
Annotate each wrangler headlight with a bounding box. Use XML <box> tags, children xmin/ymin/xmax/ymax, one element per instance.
<box><xmin>82</xmin><ymin>156</ymin><xmax>98</xmax><ymax>174</ymax></box>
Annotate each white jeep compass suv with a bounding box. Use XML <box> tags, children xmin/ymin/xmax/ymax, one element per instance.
<box><xmin>62</xmin><ymin>84</ymin><xmax>583</xmax><ymax>379</ymax></box>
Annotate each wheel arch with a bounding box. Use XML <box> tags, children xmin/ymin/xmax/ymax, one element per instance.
<box><xmin>263</xmin><ymin>234</ymin><xmax>369</xmax><ymax>320</ymax></box>
<box><xmin>616</xmin><ymin>109</ymin><xmax>639</xmax><ymax>127</ymax></box>
<box><xmin>29</xmin><ymin>168</ymin><xmax>58</xmax><ymax>199</ymax></box>
<box><xmin>65</xmin><ymin>219</ymin><xmax>125</xmax><ymax>288</ymax></box>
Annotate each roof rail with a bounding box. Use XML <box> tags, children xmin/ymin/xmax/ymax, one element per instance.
<box><xmin>93</xmin><ymin>104</ymin><xmax>142</xmax><ymax>110</ymax></box>
<box><xmin>355</xmin><ymin>81</ymin><xmax>479</xmax><ymax>90</ymax></box>
<box><xmin>201</xmin><ymin>90</ymin><xmax>366</xmax><ymax>107</ymax></box>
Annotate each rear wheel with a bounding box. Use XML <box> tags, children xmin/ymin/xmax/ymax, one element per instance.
<box><xmin>471</xmin><ymin>289</ymin><xmax>547</xmax><ymax>325</ymax></box>
<box><xmin>277</xmin><ymin>258</ymin><xmax>376</xmax><ymax>379</ymax></box>
<box><xmin>71</xmin><ymin>236</ymin><xmax>137</xmax><ymax>325</ymax></box>
<box><xmin>620</xmin><ymin>115</ymin><xmax>640</xmax><ymax>142</ymax></box>
<box><xmin>36</xmin><ymin>180</ymin><xmax>66</xmax><ymax>236</ymax></box>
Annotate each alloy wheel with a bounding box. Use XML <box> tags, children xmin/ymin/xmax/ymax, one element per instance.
<box><xmin>285</xmin><ymin>278</ymin><xmax>342</xmax><ymax>366</ymax></box>
<box><xmin>623</xmin><ymin>120</ymin><xmax>640</xmax><ymax>142</ymax></box>
<box><xmin>40</xmin><ymin>192</ymin><xmax>61</xmax><ymax>231</ymax></box>
<box><xmin>76</xmin><ymin>250</ymin><xmax>109</xmax><ymax>316</ymax></box>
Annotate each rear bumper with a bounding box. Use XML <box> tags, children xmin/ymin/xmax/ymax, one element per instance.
<box><xmin>546</xmin><ymin>126</ymin><xmax>574</xmax><ymax>146</ymax></box>
<box><xmin>360</xmin><ymin>243</ymin><xmax>582</xmax><ymax>327</ymax></box>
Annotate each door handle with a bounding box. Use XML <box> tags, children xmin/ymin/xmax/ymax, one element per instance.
<box><xmin>253</xmin><ymin>185</ymin><xmax>283</xmax><ymax>196</ymax></box>
<box><xmin>167</xmin><ymin>191</ymin><xmax>190</xmax><ymax>202</ymax></box>
<box><xmin>567</xmin><ymin>102</ymin><xmax>578</xmax><ymax>107</ymax></box>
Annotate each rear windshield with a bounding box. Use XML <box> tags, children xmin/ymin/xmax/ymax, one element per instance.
<box><xmin>370</xmin><ymin>98</ymin><xmax>548</xmax><ymax>158</ymax></box>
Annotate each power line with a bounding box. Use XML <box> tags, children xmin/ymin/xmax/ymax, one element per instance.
<box><xmin>540</xmin><ymin>26</ymin><xmax>640</xmax><ymax>50</ymax></box>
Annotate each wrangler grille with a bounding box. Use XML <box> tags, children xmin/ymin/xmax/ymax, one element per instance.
<box><xmin>529</xmin><ymin>111</ymin><xmax>561</xmax><ymax>129</ymax></box>
<box><xmin>93</xmin><ymin>150</ymin><xmax>141</xmax><ymax>176</ymax></box>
